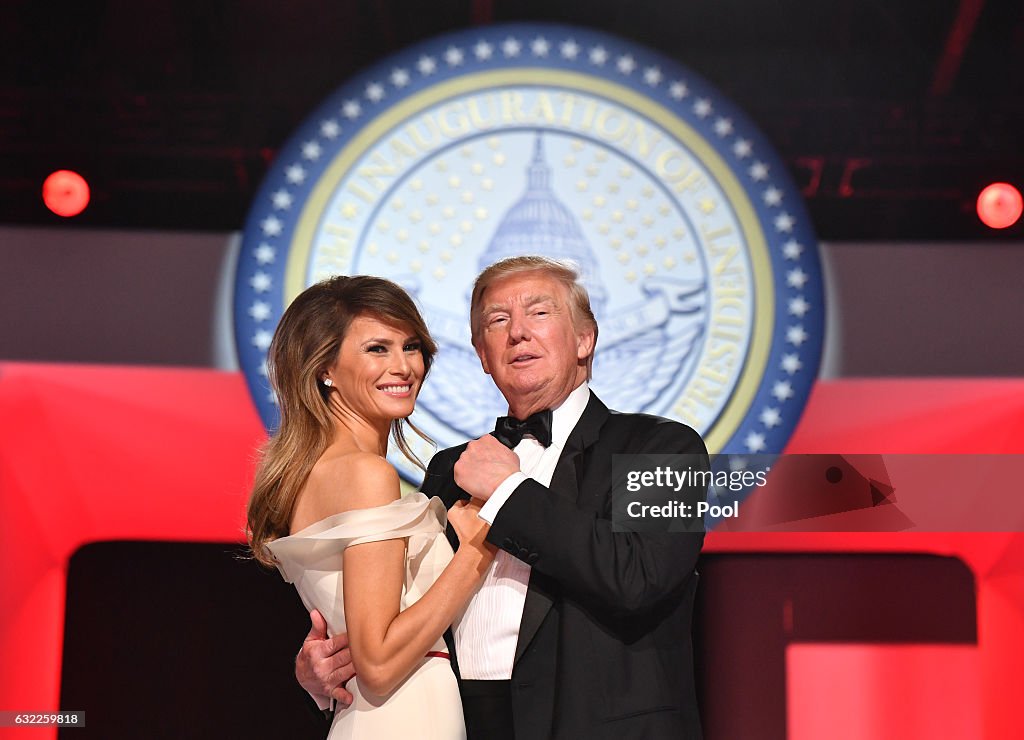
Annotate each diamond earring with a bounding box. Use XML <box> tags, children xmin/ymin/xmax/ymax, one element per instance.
<box><xmin>322</xmin><ymin>378</ymin><xmax>333</xmax><ymax>387</ymax></box>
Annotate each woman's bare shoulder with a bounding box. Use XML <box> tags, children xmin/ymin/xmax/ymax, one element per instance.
<box><xmin>295</xmin><ymin>451</ymin><xmax>401</xmax><ymax>528</ymax></box>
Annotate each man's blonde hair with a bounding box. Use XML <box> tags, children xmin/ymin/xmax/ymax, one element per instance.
<box><xmin>470</xmin><ymin>255</ymin><xmax>599</xmax><ymax>377</ymax></box>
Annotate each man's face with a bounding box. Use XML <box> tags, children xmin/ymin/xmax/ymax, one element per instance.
<box><xmin>475</xmin><ymin>272</ymin><xmax>595</xmax><ymax>415</ymax></box>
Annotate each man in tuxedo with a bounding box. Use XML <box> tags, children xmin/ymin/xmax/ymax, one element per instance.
<box><xmin>297</xmin><ymin>255</ymin><xmax>708</xmax><ymax>739</ymax></box>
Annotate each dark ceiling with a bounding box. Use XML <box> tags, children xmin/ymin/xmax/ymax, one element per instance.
<box><xmin>3</xmin><ymin>0</ymin><xmax>1023</xmax><ymax>239</ymax></box>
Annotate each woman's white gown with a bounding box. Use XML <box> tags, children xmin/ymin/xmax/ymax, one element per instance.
<box><xmin>267</xmin><ymin>493</ymin><xmax>465</xmax><ymax>739</ymax></box>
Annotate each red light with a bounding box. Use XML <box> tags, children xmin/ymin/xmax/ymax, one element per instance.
<box><xmin>976</xmin><ymin>183</ymin><xmax>1022</xmax><ymax>229</ymax></box>
<box><xmin>42</xmin><ymin>169</ymin><xmax>90</xmax><ymax>217</ymax></box>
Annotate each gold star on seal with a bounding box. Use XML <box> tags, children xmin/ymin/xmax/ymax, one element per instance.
<box><xmin>697</xmin><ymin>198</ymin><xmax>716</xmax><ymax>214</ymax></box>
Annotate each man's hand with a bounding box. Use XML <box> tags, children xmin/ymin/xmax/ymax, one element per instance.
<box><xmin>454</xmin><ymin>434</ymin><xmax>521</xmax><ymax>501</ymax></box>
<box><xmin>295</xmin><ymin>609</ymin><xmax>355</xmax><ymax>707</ymax></box>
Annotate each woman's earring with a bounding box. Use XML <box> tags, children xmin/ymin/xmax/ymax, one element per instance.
<box><xmin>322</xmin><ymin>378</ymin><xmax>333</xmax><ymax>387</ymax></box>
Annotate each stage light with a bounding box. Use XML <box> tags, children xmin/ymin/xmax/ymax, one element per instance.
<box><xmin>42</xmin><ymin>169</ymin><xmax>90</xmax><ymax>217</ymax></box>
<box><xmin>976</xmin><ymin>183</ymin><xmax>1022</xmax><ymax>230</ymax></box>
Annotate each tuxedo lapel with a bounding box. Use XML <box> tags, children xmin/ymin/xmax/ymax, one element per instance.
<box><xmin>444</xmin><ymin>516</ymin><xmax>461</xmax><ymax>554</ymax></box>
<box><xmin>420</xmin><ymin>445</ymin><xmax>470</xmax><ymax>554</ymax></box>
<box><xmin>547</xmin><ymin>438</ymin><xmax>582</xmax><ymax>503</ymax></box>
<box><xmin>549</xmin><ymin>392</ymin><xmax>607</xmax><ymax>504</ymax></box>
<box><xmin>514</xmin><ymin>392</ymin><xmax>609</xmax><ymax>665</ymax></box>
<box><xmin>443</xmin><ymin>482</ymin><xmax>472</xmax><ymax>553</ymax></box>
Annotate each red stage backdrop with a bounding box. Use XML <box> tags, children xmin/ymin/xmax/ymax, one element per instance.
<box><xmin>1</xmin><ymin>363</ymin><xmax>1023</xmax><ymax>738</ymax></box>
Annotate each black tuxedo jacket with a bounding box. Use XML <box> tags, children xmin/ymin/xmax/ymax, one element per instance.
<box><xmin>421</xmin><ymin>392</ymin><xmax>708</xmax><ymax>740</ymax></box>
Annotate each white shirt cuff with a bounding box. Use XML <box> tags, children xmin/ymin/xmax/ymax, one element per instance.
<box><xmin>478</xmin><ymin>472</ymin><xmax>528</xmax><ymax>524</ymax></box>
<box><xmin>310</xmin><ymin>692</ymin><xmax>333</xmax><ymax>712</ymax></box>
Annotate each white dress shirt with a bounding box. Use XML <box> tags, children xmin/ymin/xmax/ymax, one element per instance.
<box><xmin>453</xmin><ymin>382</ymin><xmax>591</xmax><ymax>679</ymax></box>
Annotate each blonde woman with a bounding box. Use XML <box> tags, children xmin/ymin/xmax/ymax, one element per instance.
<box><xmin>248</xmin><ymin>276</ymin><xmax>492</xmax><ymax>739</ymax></box>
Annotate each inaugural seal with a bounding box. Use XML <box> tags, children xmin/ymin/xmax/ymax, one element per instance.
<box><xmin>235</xmin><ymin>23</ymin><xmax>825</xmax><ymax>482</ymax></box>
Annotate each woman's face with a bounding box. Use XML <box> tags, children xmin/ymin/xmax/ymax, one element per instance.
<box><xmin>324</xmin><ymin>314</ymin><xmax>425</xmax><ymax>424</ymax></box>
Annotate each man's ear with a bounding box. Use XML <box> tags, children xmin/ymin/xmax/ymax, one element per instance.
<box><xmin>576</xmin><ymin>327</ymin><xmax>596</xmax><ymax>363</ymax></box>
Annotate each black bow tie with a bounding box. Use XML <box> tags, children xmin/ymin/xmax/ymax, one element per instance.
<box><xmin>492</xmin><ymin>409</ymin><xmax>553</xmax><ymax>448</ymax></box>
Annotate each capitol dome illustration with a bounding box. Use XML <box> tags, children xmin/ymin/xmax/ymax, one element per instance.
<box><xmin>477</xmin><ymin>133</ymin><xmax>608</xmax><ymax>317</ymax></box>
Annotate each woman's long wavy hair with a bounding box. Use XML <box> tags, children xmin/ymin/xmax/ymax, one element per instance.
<box><xmin>247</xmin><ymin>275</ymin><xmax>437</xmax><ymax>566</ymax></box>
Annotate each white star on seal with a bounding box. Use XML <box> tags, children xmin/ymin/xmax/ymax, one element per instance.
<box><xmin>759</xmin><ymin>407</ymin><xmax>782</xmax><ymax>428</ymax></box>
<box><xmin>531</xmin><ymin>37</ymin><xmax>550</xmax><ymax>56</ymax></box>
<box><xmin>365</xmin><ymin>82</ymin><xmax>385</xmax><ymax>102</ymax></box>
<box><xmin>444</xmin><ymin>46</ymin><xmax>464</xmax><ymax>66</ymax></box>
<box><xmin>473</xmin><ymin>41</ymin><xmax>493</xmax><ymax>60</ymax></box>
<box><xmin>763</xmin><ymin>186</ymin><xmax>783</xmax><ymax>206</ymax></box>
<box><xmin>254</xmin><ymin>244</ymin><xmax>276</xmax><ymax>264</ymax></box>
<box><xmin>669</xmin><ymin>81</ymin><xmax>688</xmax><ymax>99</ymax></box>
<box><xmin>301</xmin><ymin>141</ymin><xmax>321</xmax><ymax>161</ymax></box>
<box><xmin>390</xmin><ymin>68</ymin><xmax>410</xmax><ymax>87</ymax></box>
<box><xmin>772</xmin><ymin>381</ymin><xmax>795</xmax><ymax>401</ymax></box>
<box><xmin>617</xmin><ymin>54</ymin><xmax>636</xmax><ymax>74</ymax></box>
<box><xmin>250</xmin><ymin>272</ymin><xmax>272</xmax><ymax>292</ymax></box>
<box><xmin>249</xmin><ymin>301</ymin><xmax>272</xmax><ymax>321</ymax></box>
<box><xmin>252</xmin><ymin>330</ymin><xmax>273</xmax><ymax>351</ymax></box>
<box><xmin>745</xmin><ymin>432</ymin><xmax>767</xmax><ymax>452</ymax></box>
<box><xmin>749</xmin><ymin>161</ymin><xmax>769</xmax><ymax>181</ymax></box>
<box><xmin>271</xmin><ymin>189</ymin><xmax>292</xmax><ymax>210</ymax></box>
<box><xmin>320</xmin><ymin>119</ymin><xmax>340</xmax><ymax>139</ymax></box>
<box><xmin>693</xmin><ymin>98</ymin><xmax>712</xmax><ymax>118</ymax></box>
<box><xmin>774</xmin><ymin>212</ymin><xmax>795</xmax><ymax>233</ymax></box>
<box><xmin>643</xmin><ymin>66</ymin><xmax>662</xmax><ymax>86</ymax></box>
<box><xmin>783</xmin><ymin>240</ymin><xmax>804</xmax><ymax>260</ymax></box>
<box><xmin>733</xmin><ymin>139</ymin><xmax>752</xmax><ymax>158</ymax></box>
<box><xmin>788</xmin><ymin>296</ymin><xmax>810</xmax><ymax>317</ymax></box>
<box><xmin>589</xmin><ymin>46</ymin><xmax>608</xmax><ymax>65</ymax></box>
<box><xmin>342</xmin><ymin>100</ymin><xmax>361</xmax><ymax>119</ymax></box>
<box><xmin>258</xmin><ymin>360</ymin><xmax>269</xmax><ymax>377</ymax></box>
<box><xmin>786</xmin><ymin>325</ymin><xmax>808</xmax><ymax>346</ymax></box>
<box><xmin>560</xmin><ymin>39</ymin><xmax>580</xmax><ymax>59</ymax></box>
<box><xmin>713</xmin><ymin>117</ymin><xmax>733</xmax><ymax>137</ymax></box>
<box><xmin>417</xmin><ymin>55</ymin><xmax>437</xmax><ymax>75</ymax></box>
<box><xmin>285</xmin><ymin>164</ymin><xmax>306</xmax><ymax>184</ymax></box>
<box><xmin>260</xmin><ymin>216</ymin><xmax>283</xmax><ymax>237</ymax></box>
<box><xmin>787</xmin><ymin>268</ymin><xmax>809</xmax><ymax>288</ymax></box>
<box><xmin>501</xmin><ymin>37</ymin><xmax>521</xmax><ymax>57</ymax></box>
<box><xmin>781</xmin><ymin>353</ymin><xmax>803</xmax><ymax>374</ymax></box>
